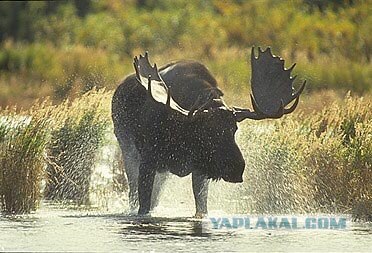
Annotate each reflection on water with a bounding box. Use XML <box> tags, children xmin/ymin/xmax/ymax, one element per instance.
<box><xmin>117</xmin><ymin>217</ymin><xmax>208</xmax><ymax>238</ymax></box>
<box><xmin>0</xmin><ymin>204</ymin><xmax>371</xmax><ymax>252</ymax></box>
<box><xmin>65</xmin><ymin>214</ymin><xmax>212</xmax><ymax>238</ymax></box>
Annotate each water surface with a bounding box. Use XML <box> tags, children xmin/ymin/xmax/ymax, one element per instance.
<box><xmin>1</xmin><ymin>203</ymin><xmax>371</xmax><ymax>252</ymax></box>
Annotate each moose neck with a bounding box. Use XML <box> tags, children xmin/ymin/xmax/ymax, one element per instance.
<box><xmin>156</xmin><ymin>113</ymin><xmax>205</xmax><ymax>163</ymax></box>
<box><xmin>178</xmin><ymin>114</ymin><xmax>210</xmax><ymax>160</ymax></box>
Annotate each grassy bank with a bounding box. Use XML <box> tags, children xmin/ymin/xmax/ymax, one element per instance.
<box><xmin>240</xmin><ymin>94</ymin><xmax>371</xmax><ymax>220</ymax></box>
<box><xmin>0</xmin><ymin>89</ymin><xmax>111</xmax><ymax>213</ymax></box>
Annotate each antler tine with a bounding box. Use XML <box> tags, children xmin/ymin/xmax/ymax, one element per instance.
<box><xmin>293</xmin><ymin>80</ymin><xmax>306</xmax><ymax>98</ymax></box>
<box><xmin>188</xmin><ymin>95</ymin><xmax>203</xmax><ymax>117</ymax></box>
<box><xmin>284</xmin><ymin>96</ymin><xmax>299</xmax><ymax>114</ymax></box>
<box><xmin>198</xmin><ymin>90</ymin><xmax>225</xmax><ymax>113</ymax></box>
<box><xmin>251</xmin><ymin>46</ymin><xmax>256</xmax><ymax>62</ymax></box>
<box><xmin>195</xmin><ymin>99</ymin><xmax>214</xmax><ymax>114</ymax></box>
<box><xmin>285</xmin><ymin>79</ymin><xmax>306</xmax><ymax>103</ymax></box>
<box><xmin>276</xmin><ymin>100</ymin><xmax>284</xmax><ymax>118</ymax></box>
<box><xmin>140</xmin><ymin>51</ymin><xmax>148</xmax><ymax>64</ymax></box>
<box><xmin>153</xmin><ymin>63</ymin><xmax>162</xmax><ymax>82</ymax></box>
<box><xmin>281</xmin><ymin>80</ymin><xmax>305</xmax><ymax>114</ymax></box>
<box><xmin>287</xmin><ymin>63</ymin><xmax>296</xmax><ymax>72</ymax></box>
<box><xmin>188</xmin><ymin>90</ymin><xmax>219</xmax><ymax>117</ymax></box>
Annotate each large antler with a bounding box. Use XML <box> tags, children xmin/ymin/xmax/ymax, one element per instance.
<box><xmin>234</xmin><ymin>47</ymin><xmax>306</xmax><ymax>122</ymax></box>
<box><xmin>133</xmin><ymin>52</ymin><xmax>189</xmax><ymax>115</ymax></box>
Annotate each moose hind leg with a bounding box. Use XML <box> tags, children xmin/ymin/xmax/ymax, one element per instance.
<box><xmin>192</xmin><ymin>170</ymin><xmax>209</xmax><ymax>218</ymax></box>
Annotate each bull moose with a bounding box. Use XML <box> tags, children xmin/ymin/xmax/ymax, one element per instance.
<box><xmin>111</xmin><ymin>47</ymin><xmax>305</xmax><ymax>216</ymax></box>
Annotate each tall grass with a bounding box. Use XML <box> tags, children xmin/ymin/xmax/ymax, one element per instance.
<box><xmin>0</xmin><ymin>89</ymin><xmax>112</xmax><ymax>213</ymax></box>
<box><xmin>0</xmin><ymin>103</ymin><xmax>52</xmax><ymax>213</ymax></box>
<box><xmin>44</xmin><ymin>89</ymin><xmax>112</xmax><ymax>205</ymax></box>
<box><xmin>239</xmin><ymin>94</ymin><xmax>372</xmax><ymax>220</ymax></box>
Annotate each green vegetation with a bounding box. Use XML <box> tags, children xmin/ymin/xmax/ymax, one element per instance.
<box><xmin>0</xmin><ymin>0</ymin><xmax>371</xmax><ymax>107</ymax></box>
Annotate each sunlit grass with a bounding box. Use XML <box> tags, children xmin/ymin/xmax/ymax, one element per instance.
<box><xmin>239</xmin><ymin>94</ymin><xmax>372</xmax><ymax>220</ymax></box>
<box><xmin>0</xmin><ymin>89</ymin><xmax>112</xmax><ymax>213</ymax></box>
<box><xmin>0</xmin><ymin>102</ymin><xmax>52</xmax><ymax>213</ymax></box>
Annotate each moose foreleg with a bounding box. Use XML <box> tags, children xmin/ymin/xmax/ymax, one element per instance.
<box><xmin>192</xmin><ymin>170</ymin><xmax>209</xmax><ymax>218</ymax></box>
<box><xmin>138</xmin><ymin>162</ymin><xmax>156</xmax><ymax>215</ymax></box>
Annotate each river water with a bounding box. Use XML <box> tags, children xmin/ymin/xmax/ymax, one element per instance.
<box><xmin>1</xmin><ymin>128</ymin><xmax>371</xmax><ymax>252</ymax></box>
<box><xmin>0</xmin><ymin>203</ymin><xmax>371</xmax><ymax>252</ymax></box>
<box><xmin>1</xmin><ymin>183</ymin><xmax>371</xmax><ymax>252</ymax></box>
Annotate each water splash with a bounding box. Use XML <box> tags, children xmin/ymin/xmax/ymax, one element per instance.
<box><xmin>87</xmin><ymin>125</ymin><xmax>269</xmax><ymax>216</ymax></box>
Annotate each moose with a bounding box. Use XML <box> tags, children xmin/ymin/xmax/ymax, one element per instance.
<box><xmin>111</xmin><ymin>47</ymin><xmax>305</xmax><ymax>216</ymax></box>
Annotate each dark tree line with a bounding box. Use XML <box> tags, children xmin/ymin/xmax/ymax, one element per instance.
<box><xmin>0</xmin><ymin>0</ymin><xmax>91</xmax><ymax>42</ymax></box>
